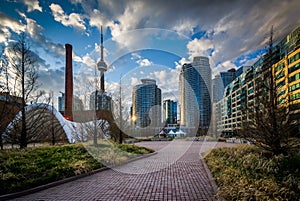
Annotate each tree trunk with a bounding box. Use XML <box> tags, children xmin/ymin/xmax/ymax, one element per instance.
<box><xmin>20</xmin><ymin>40</ymin><xmax>27</xmax><ymax>149</ymax></box>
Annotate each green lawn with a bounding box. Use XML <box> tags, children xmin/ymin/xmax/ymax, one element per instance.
<box><xmin>0</xmin><ymin>142</ymin><xmax>153</xmax><ymax>195</ymax></box>
<box><xmin>205</xmin><ymin>145</ymin><xmax>300</xmax><ymax>201</ymax></box>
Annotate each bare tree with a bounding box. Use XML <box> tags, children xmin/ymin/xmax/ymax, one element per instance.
<box><xmin>111</xmin><ymin>79</ymin><xmax>134</xmax><ymax>143</ymax></box>
<box><xmin>237</xmin><ymin>27</ymin><xmax>300</xmax><ymax>155</ymax></box>
<box><xmin>4</xmin><ymin>32</ymin><xmax>39</xmax><ymax>148</ymax></box>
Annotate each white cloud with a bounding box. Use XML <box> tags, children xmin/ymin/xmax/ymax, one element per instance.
<box><xmin>131</xmin><ymin>77</ymin><xmax>139</xmax><ymax>86</ymax></box>
<box><xmin>187</xmin><ymin>38</ymin><xmax>214</xmax><ymax>60</ymax></box>
<box><xmin>23</xmin><ymin>0</ymin><xmax>42</xmax><ymax>12</ymax></box>
<box><xmin>151</xmin><ymin>68</ymin><xmax>180</xmax><ymax>100</ymax></box>
<box><xmin>173</xmin><ymin>19</ymin><xmax>197</xmax><ymax>36</ymax></box>
<box><xmin>174</xmin><ymin>57</ymin><xmax>191</xmax><ymax>72</ymax></box>
<box><xmin>154</xmin><ymin>70</ymin><xmax>167</xmax><ymax>84</ymax></box>
<box><xmin>131</xmin><ymin>53</ymin><xmax>153</xmax><ymax>67</ymax></box>
<box><xmin>213</xmin><ymin>60</ymin><xmax>237</xmax><ymax>77</ymax></box>
<box><xmin>137</xmin><ymin>59</ymin><xmax>153</xmax><ymax>67</ymax></box>
<box><xmin>49</xmin><ymin>3</ymin><xmax>86</xmax><ymax>31</ymax></box>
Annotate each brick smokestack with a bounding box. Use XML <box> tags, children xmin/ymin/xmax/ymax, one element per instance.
<box><xmin>64</xmin><ymin>44</ymin><xmax>73</xmax><ymax>121</ymax></box>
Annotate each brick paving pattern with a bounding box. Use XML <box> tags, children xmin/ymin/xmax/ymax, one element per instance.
<box><xmin>11</xmin><ymin>141</ymin><xmax>235</xmax><ymax>201</ymax></box>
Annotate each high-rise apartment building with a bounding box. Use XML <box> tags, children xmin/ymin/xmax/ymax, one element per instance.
<box><xmin>236</xmin><ymin>66</ymin><xmax>250</xmax><ymax>77</ymax></box>
<box><xmin>212</xmin><ymin>74</ymin><xmax>224</xmax><ymax>102</ymax></box>
<box><xmin>220</xmin><ymin>68</ymin><xmax>236</xmax><ymax>88</ymax></box>
<box><xmin>216</xmin><ymin>25</ymin><xmax>300</xmax><ymax>136</ymax></box>
<box><xmin>163</xmin><ymin>99</ymin><xmax>177</xmax><ymax>125</ymax></box>
<box><xmin>132</xmin><ymin>79</ymin><xmax>161</xmax><ymax>128</ymax></box>
<box><xmin>179</xmin><ymin>56</ymin><xmax>212</xmax><ymax>135</ymax></box>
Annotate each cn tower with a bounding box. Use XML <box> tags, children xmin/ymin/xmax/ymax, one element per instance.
<box><xmin>97</xmin><ymin>26</ymin><xmax>107</xmax><ymax>94</ymax></box>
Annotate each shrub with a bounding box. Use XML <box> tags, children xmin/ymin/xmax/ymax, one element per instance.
<box><xmin>205</xmin><ymin>145</ymin><xmax>300</xmax><ymax>200</ymax></box>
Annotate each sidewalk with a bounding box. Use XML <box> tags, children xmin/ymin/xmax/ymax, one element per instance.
<box><xmin>11</xmin><ymin>141</ymin><xmax>231</xmax><ymax>201</ymax></box>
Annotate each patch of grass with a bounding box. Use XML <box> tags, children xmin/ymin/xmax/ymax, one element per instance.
<box><xmin>205</xmin><ymin>145</ymin><xmax>300</xmax><ymax>201</ymax></box>
<box><xmin>84</xmin><ymin>141</ymin><xmax>154</xmax><ymax>166</ymax></box>
<box><xmin>118</xmin><ymin>144</ymin><xmax>153</xmax><ymax>155</ymax></box>
<box><xmin>0</xmin><ymin>142</ymin><xmax>153</xmax><ymax>195</ymax></box>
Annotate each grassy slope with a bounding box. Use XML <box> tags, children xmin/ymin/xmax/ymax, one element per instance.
<box><xmin>0</xmin><ymin>143</ymin><xmax>153</xmax><ymax>195</ymax></box>
<box><xmin>205</xmin><ymin>145</ymin><xmax>300</xmax><ymax>201</ymax></box>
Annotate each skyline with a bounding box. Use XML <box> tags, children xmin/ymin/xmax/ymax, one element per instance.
<box><xmin>1</xmin><ymin>0</ymin><xmax>300</xmax><ymax>109</ymax></box>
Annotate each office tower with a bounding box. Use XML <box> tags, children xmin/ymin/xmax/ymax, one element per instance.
<box><xmin>132</xmin><ymin>79</ymin><xmax>161</xmax><ymax>128</ymax></box>
<box><xmin>220</xmin><ymin>68</ymin><xmax>236</xmax><ymax>87</ymax></box>
<box><xmin>179</xmin><ymin>56</ymin><xmax>212</xmax><ymax>135</ymax></box>
<box><xmin>58</xmin><ymin>93</ymin><xmax>65</xmax><ymax>113</ymax></box>
<box><xmin>212</xmin><ymin>74</ymin><xmax>224</xmax><ymax>102</ymax></box>
<box><xmin>163</xmin><ymin>99</ymin><xmax>177</xmax><ymax>125</ymax></box>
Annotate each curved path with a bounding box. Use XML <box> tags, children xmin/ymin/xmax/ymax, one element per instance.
<box><xmin>11</xmin><ymin>141</ymin><xmax>236</xmax><ymax>201</ymax></box>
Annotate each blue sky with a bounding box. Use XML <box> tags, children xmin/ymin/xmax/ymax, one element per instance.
<box><xmin>0</xmin><ymin>0</ymin><xmax>299</xmax><ymax>109</ymax></box>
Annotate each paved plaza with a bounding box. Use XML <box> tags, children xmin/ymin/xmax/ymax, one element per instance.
<box><xmin>11</xmin><ymin>141</ymin><xmax>235</xmax><ymax>201</ymax></box>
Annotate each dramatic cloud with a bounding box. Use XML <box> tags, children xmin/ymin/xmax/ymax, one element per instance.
<box><xmin>49</xmin><ymin>3</ymin><xmax>86</xmax><ymax>31</ymax></box>
<box><xmin>187</xmin><ymin>38</ymin><xmax>214</xmax><ymax>60</ymax></box>
<box><xmin>23</xmin><ymin>0</ymin><xmax>42</xmax><ymax>12</ymax></box>
<box><xmin>80</xmin><ymin>0</ymin><xmax>299</xmax><ymax>72</ymax></box>
<box><xmin>0</xmin><ymin>12</ymin><xmax>25</xmax><ymax>44</ymax></box>
<box><xmin>1</xmin><ymin>0</ymin><xmax>300</xmax><ymax>109</ymax></box>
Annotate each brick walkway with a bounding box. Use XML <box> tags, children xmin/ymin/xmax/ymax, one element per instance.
<box><xmin>11</xmin><ymin>141</ymin><xmax>235</xmax><ymax>201</ymax></box>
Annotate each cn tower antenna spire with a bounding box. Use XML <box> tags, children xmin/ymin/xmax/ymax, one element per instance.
<box><xmin>97</xmin><ymin>25</ymin><xmax>107</xmax><ymax>94</ymax></box>
<box><xmin>101</xmin><ymin>26</ymin><xmax>104</xmax><ymax>61</ymax></box>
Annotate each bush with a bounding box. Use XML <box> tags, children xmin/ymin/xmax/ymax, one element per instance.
<box><xmin>205</xmin><ymin>145</ymin><xmax>300</xmax><ymax>200</ymax></box>
<box><xmin>0</xmin><ymin>143</ymin><xmax>153</xmax><ymax>195</ymax></box>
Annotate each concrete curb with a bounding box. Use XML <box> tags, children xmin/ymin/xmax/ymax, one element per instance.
<box><xmin>0</xmin><ymin>152</ymin><xmax>157</xmax><ymax>201</ymax></box>
<box><xmin>200</xmin><ymin>157</ymin><xmax>225</xmax><ymax>201</ymax></box>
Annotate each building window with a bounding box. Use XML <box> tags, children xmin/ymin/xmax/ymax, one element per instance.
<box><xmin>290</xmin><ymin>92</ymin><xmax>300</xmax><ymax>101</ymax></box>
<box><xmin>277</xmin><ymin>89</ymin><xmax>285</xmax><ymax>96</ymax></box>
<box><xmin>288</xmin><ymin>62</ymin><xmax>300</xmax><ymax>74</ymax></box>
<box><xmin>289</xmin><ymin>53</ymin><xmax>300</xmax><ymax>64</ymax></box>
<box><xmin>289</xmin><ymin>83</ymin><xmax>300</xmax><ymax>92</ymax></box>
<box><xmin>275</xmin><ymin>62</ymin><xmax>285</xmax><ymax>72</ymax></box>
<box><xmin>289</xmin><ymin>73</ymin><xmax>300</xmax><ymax>83</ymax></box>
<box><xmin>276</xmin><ymin>80</ymin><xmax>285</xmax><ymax>88</ymax></box>
<box><xmin>276</xmin><ymin>71</ymin><xmax>285</xmax><ymax>80</ymax></box>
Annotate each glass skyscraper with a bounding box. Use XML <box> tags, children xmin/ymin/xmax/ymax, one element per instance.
<box><xmin>220</xmin><ymin>68</ymin><xmax>236</xmax><ymax>88</ymax></box>
<box><xmin>132</xmin><ymin>79</ymin><xmax>161</xmax><ymax>128</ymax></box>
<box><xmin>163</xmin><ymin>99</ymin><xmax>177</xmax><ymax>125</ymax></box>
<box><xmin>179</xmin><ymin>56</ymin><xmax>212</xmax><ymax>135</ymax></box>
<box><xmin>212</xmin><ymin>74</ymin><xmax>224</xmax><ymax>103</ymax></box>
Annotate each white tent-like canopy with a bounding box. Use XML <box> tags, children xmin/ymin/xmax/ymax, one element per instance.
<box><xmin>176</xmin><ymin>129</ymin><xmax>186</xmax><ymax>135</ymax></box>
<box><xmin>167</xmin><ymin>130</ymin><xmax>176</xmax><ymax>137</ymax></box>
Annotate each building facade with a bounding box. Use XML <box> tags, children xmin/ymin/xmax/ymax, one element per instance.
<box><xmin>212</xmin><ymin>74</ymin><xmax>224</xmax><ymax>103</ymax></box>
<box><xmin>216</xmin><ymin>26</ymin><xmax>300</xmax><ymax>136</ymax></box>
<box><xmin>89</xmin><ymin>91</ymin><xmax>112</xmax><ymax>111</ymax></box>
<box><xmin>220</xmin><ymin>68</ymin><xmax>236</xmax><ymax>88</ymax></box>
<box><xmin>163</xmin><ymin>99</ymin><xmax>177</xmax><ymax>125</ymax></box>
<box><xmin>58</xmin><ymin>93</ymin><xmax>64</xmax><ymax>112</ymax></box>
<box><xmin>58</xmin><ymin>93</ymin><xmax>83</xmax><ymax>112</ymax></box>
<box><xmin>179</xmin><ymin>56</ymin><xmax>212</xmax><ymax>135</ymax></box>
<box><xmin>132</xmin><ymin>79</ymin><xmax>162</xmax><ymax>128</ymax></box>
